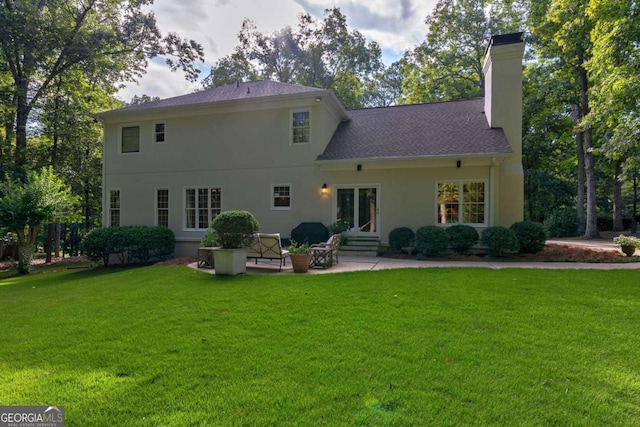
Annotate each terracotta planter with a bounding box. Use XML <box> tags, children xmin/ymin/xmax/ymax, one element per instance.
<box><xmin>620</xmin><ymin>245</ymin><xmax>637</xmax><ymax>257</ymax></box>
<box><xmin>290</xmin><ymin>253</ymin><xmax>312</xmax><ymax>273</ymax></box>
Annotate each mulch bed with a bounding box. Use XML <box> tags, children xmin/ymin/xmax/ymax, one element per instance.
<box><xmin>2</xmin><ymin>232</ymin><xmax>637</xmax><ymax>271</ymax></box>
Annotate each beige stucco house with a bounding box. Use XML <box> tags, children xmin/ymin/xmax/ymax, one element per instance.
<box><xmin>96</xmin><ymin>33</ymin><xmax>525</xmax><ymax>257</ymax></box>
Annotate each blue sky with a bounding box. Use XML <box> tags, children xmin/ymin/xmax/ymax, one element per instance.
<box><xmin>118</xmin><ymin>0</ymin><xmax>439</xmax><ymax>102</ymax></box>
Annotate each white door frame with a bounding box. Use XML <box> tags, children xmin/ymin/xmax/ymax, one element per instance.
<box><xmin>333</xmin><ymin>184</ymin><xmax>380</xmax><ymax>237</ymax></box>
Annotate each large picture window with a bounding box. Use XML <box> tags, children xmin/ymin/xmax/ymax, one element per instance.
<box><xmin>437</xmin><ymin>182</ymin><xmax>486</xmax><ymax>225</ymax></box>
<box><xmin>121</xmin><ymin>126</ymin><xmax>140</xmax><ymax>153</ymax></box>
<box><xmin>291</xmin><ymin>110</ymin><xmax>310</xmax><ymax>144</ymax></box>
<box><xmin>185</xmin><ymin>187</ymin><xmax>221</xmax><ymax>230</ymax></box>
<box><xmin>109</xmin><ymin>190</ymin><xmax>120</xmax><ymax>226</ymax></box>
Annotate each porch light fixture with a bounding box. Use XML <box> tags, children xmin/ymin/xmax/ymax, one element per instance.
<box><xmin>321</xmin><ymin>183</ymin><xmax>328</xmax><ymax>195</ymax></box>
<box><xmin>456</xmin><ymin>160</ymin><xmax>461</xmax><ymax>168</ymax></box>
<box><xmin>315</xmin><ymin>97</ymin><xmax>322</xmax><ymax>103</ymax></box>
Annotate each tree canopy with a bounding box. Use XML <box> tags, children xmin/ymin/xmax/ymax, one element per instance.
<box><xmin>202</xmin><ymin>8</ymin><xmax>384</xmax><ymax>108</ymax></box>
<box><xmin>0</xmin><ymin>0</ymin><xmax>204</xmax><ymax>173</ymax></box>
<box><xmin>400</xmin><ymin>0</ymin><xmax>526</xmax><ymax>103</ymax></box>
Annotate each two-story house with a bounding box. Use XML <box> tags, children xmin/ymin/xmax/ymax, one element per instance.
<box><xmin>96</xmin><ymin>33</ymin><xmax>525</xmax><ymax>257</ymax></box>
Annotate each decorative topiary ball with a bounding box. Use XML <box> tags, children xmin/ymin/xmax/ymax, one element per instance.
<box><xmin>211</xmin><ymin>210</ymin><xmax>259</xmax><ymax>249</ymax></box>
<box><xmin>445</xmin><ymin>224</ymin><xmax>479</xmax><ymax>254</ymax></box>
<box><xmin>415</xmin><ymin>225</ymin><xmax>448</xmax><ymax>257</ymax></box>
<box><xmin>510</xmin><ymin>221</ymin><xmax>547</xmax><ymax>254</ymax></box>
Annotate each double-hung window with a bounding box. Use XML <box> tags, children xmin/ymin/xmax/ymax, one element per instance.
<box><xmin>109</xmin><ymin>190</ymin><xmax>120</xmax><ymax>226</ymax></box>
<box><xmin>154</xmin><ymin>123</ymin><xmax>165</xmax><ymax>143</ymax></box>
<box><xmin>121</xmin><ymin>125</ymin><xmax>140</xmax><ymax>153</ymax></box>
<box><xmin>272</xmin><ymin>185</ymin><xmax>291</xmax><ymax>210</ymax></box>
<box><xmin>437</xmin><ymin>181</ymin><xmax>486</xmax><ymax>225</ymax></box>
<box><xmin>185</xmin><ymin>187</ymin><xmax>221</xmax><ymax>230</ymax></box>
<box><xmin>156</xmin><ymin>189</ymin><xmax>169</xmax><ymax>227</ymax></box>
<box><xmin>291</xmin><ymin>110</ymin><xmax>310</xmax><ymax>144</ymax></box>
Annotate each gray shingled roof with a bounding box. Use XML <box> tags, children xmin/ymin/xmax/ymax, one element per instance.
<box><xmin>109</xmin><ymin>80</ymin><xmax>323</xmax><ymax>113</ymax></box>
<box><xmin>317</xmin><ymin>98</ymin><xmax>512</xmax><ymax>161</ymax></box>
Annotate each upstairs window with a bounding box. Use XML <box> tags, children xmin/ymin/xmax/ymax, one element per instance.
<box><xmin>437</xmin><ymin>182</ymin><xmax>486</xmax><ymax>225</ymax></box>
<box><xmin>291</xmin><ymin>110</ymin><xmax>310</xmax><ymax>144</ymax></box>
<box><xmin>121</xmin><ymin>126</ymin><xmax>140</xmax><ymax>153</ymax></box>
<box><xmin>154</xmin><ymin>123</ymin><xmax>165</xmax><ymax>143</ymax></box>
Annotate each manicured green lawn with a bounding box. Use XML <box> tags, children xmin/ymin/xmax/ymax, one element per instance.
<box><xmin>1</xmin><ymin>266</ymin><xmax>639</xmax><ymax>426</ymax></box>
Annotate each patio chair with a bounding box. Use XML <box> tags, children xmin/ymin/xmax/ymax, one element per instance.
<box><xmin>309</xmin><ymin>234</ymin><xmax>341</xmax><ymax>268</ymax></box>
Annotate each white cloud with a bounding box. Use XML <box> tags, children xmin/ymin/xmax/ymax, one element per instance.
<box><xmin>116</xmin><ymin>0</ymin><xmax>437</xmax><ymax>102</ymax></box>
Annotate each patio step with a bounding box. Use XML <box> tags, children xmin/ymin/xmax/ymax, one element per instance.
<box><xmin>339</xmin><ymin>236</ymin><xmax>380</xmax><ymax>257</ymax></box>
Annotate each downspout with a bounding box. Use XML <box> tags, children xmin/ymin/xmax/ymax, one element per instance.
<box><xmin>95</xmin><ymin>116</ymin><xmax>107</xmax><ymax>228</ymax></box>
<box><xmin>490</xmin><ymin>157</ymin><xmax>496</xmax><ymax>227</ymax></box>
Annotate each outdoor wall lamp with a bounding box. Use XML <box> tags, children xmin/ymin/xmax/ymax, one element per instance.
<box><xmin>321</xmin><ymin>183</ymin><xmax>328</xmax><ymax>195</ymax></box>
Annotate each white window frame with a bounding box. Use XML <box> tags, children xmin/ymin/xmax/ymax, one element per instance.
<box><xmin>436</xmin><ymin>180</ymin><xmax>488</xmax><ymax>226</ymax></box>
<box><xmin>109</xmin><ymin>189</ymin><xmax>120</xmax><ymax>227</ymax></box>
<box><xmin>156</xmin><ymin>188</ymin><xmax>169</xmax><ymax>227</ymax></box>
<box><xmin>271</xmin><ymin>184</ymin><xmax>292</xmax><ymax>210</ymax></box>
<box><xmin>119</xmin><ymin>124</ymin><xmax>140</xmax><ymax>154</ymax></box>
<box><xmin>183</xmin><ymin>187</ymin><xmax>222</xmax><ymax>231</ymax></box>
<box><xmin>290</xmin><ymin>109</ymin><xmax>311</xmax><ymax>145</ymax></box>
<box><xmin>154</xmin><ymin>122</ymin><xmax>165</xmax><ymax>144</ymax></box>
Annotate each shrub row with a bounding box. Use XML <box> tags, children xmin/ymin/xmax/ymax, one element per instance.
<box><xmin>80</xmin><ymin>226</ymin><xmax>175</xmax><ymax>266</ymax></box>
<box><xmin>388</xmin><ymin>221</ymin><xmax>546</xmax><ymax>258</ymax></box>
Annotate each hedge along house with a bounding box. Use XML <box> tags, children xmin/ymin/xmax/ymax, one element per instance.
<box><xmin>95</xmin><ymin>33</ymin><xmax>525</xmax><ymax>257</ymax></box>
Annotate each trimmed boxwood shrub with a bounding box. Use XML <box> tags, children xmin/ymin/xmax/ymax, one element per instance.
<box><xmin>415</xmin><ymin>225</ymin><xmax>448</xmax><ymax>257</ymax></box>
<box><xmin>211</xmin><ymin>210</ymin><xmax>259</xmax><ymax>249</ymax></box>
<box><xmin>445</xmin><ymin>224</ymin><xmax>479</xmax><ymax>254</ymax></box>
<box><xmin>80</xmin><ymin>226</ymin><xmax>175</xmax><ymax>266</ymax></box>
<box><xmin>388</xmin><ymin>227</ymin><xmax>415</xmax><ymax>252</ymax></box>
<box><xmin>80</xmin><ymin>227</ymin><xmax>114</xmax><ymax>266</ymax></box>
<box><xmin>480</xmin><ymin>226</ymin><xmax>518</xmax><ymax>257</ymax></box>
<box><xmin>128</xmin><ymin>226</ymin><xmax>175</xmax><ymax>263</ymax></box>
<box><xmin>510</xmin><ymin>221</ymin><xmax>547</xmax><ymax>254</ymax></box>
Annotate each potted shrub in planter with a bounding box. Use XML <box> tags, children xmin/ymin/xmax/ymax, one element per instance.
<box><xmin>613</xmin><ymin>234</ymin><xmax>640</xmax><ymax>257</ymax></box>
<box><xmin>210</xmin><ymin>210</ymin><xmax>259</xmax><ymax>275</ymax></box>
<box><xmin>288</xmin><ymin>240</ymin><xmax>312</xmax><ymax>273</ymax></box>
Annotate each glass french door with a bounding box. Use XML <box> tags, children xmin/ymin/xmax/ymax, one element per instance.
<box><xmin>335</xmin><ymin>186</ymin><xmax>379</xmax><ymax>236</ymax></box>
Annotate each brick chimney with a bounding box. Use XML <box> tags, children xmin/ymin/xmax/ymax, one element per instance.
<box><xmin>483</xmin><ymin>32</ymin><xmax>525</xmax><ymax>158</ymax></box>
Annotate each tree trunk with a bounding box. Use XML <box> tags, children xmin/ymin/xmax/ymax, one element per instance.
<box><xmin>55</xmin><ymin>220</ymin><xmax>61</xmax><ymax>257</ymax></box>
<box><xmin>16</xmin><ymin>224</ymin><xmax>43</xmax><ymax>274</ymax></box>
<box><xmin>572</xmin><ymin>103</ymin><xmax>586</xmax><ymax>234</ymax></box>
<box><xmin>14</xmin><ymin>78</ymin><xmax>31</xmax><ymax>175</ymax></box>
<box><xmin>46</xmin><ymin>223</ymin><xmax>53</xmax><ymax>263</ymax></box>
<box><xmin>578</xmin><ymin>65</ymin><xmax>600</xmax><ymax>239</ymax></box>
<box><xmin>633</xmin><ymin>174</ymin><xmax>638</xmax><ymax>233</ymax></box>
<box><xmin>613</xmin><ymin>160</ymin><xmax>624</xmax><ymax>231</ymax></box>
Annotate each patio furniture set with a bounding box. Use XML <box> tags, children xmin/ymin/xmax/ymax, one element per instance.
<box><xmin>197</xmin><ymin>233</ymin><xmax>341</xmax><ymax>272</ymax></box>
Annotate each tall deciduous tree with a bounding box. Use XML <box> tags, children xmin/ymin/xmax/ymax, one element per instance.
<box><xmin>202</xmin><ymin>8</ymin><xmax>383</xmax><ymax>108</ymax></box>
<box><xmin>0</xmin><ymin>0</ymin><xmax>204</xmax><ymax>174</ymax></box>
<box><xmin>400</xmin><ymin>0</ymin><xmax>526</xmax><ymax>103</ymax></box>
<box><xmin>586</xmin><ymin>0</ymin><xmax>640</xmax><ymax>230</ymax></box>
<box><xmin>530</xmin><ymin>0</ymin><xmax>600</xmax><ymax>238</ymax></box>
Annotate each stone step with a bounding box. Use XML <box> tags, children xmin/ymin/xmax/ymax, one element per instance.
<box><xmin>338</xmin><ymin>249</ymin><xmax>379</xmax><ymax>257</ymax></box>
<box><xmin>339</xmin><ymin>236</ymin><xmax>380</xmax><ymax>256</ymax></box>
